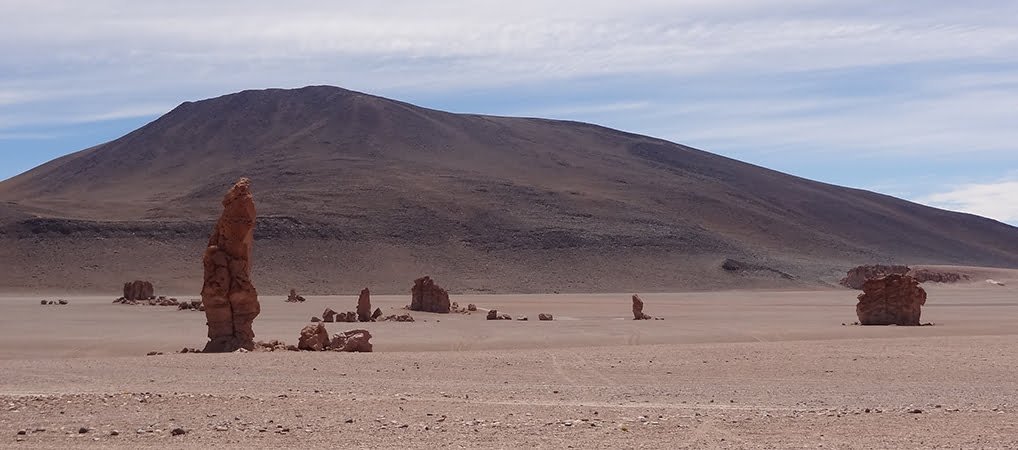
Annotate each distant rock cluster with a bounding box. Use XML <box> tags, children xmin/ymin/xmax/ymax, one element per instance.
<box><xmin>841</xmin><ymin>265</ymin><xmax>970</xmax><ymax>289</ymax></box>
<box><xmin>856</xmin><ymin>274</ymin><xmax>927</xmax><ymax>326</ymax></box>
<box><xmin>114</xmin><ymin>295</ymin><xmax>181</xmax><ymax>306</ymax></box>
<box><xmin>286</xmin><ymin>289</ymin><xmax>306</xmax><ymax>303</ymax></box>
<box><xmin>40</xmin><ymin>299</ymin><xmax>69</xmax><ymax>305</ymax></box>
<box><xmin>486</xmin><ymin>310</ymin><xmax>512</xmax><ymax>320</ymax></box>
<box><xmin>177</xmin><ymin>300</ymin><xmax>205</xmax><ymax>311</ymax></box>
<box><xmin>122</xmin><ymin>280</ymin><xmax>155</xmax><ymax>301</ymax></box>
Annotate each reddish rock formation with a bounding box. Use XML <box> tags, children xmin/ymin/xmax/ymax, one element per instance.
<box><xmin>201</xmin><ymin>178</ymin><xmax>260</xmax><ymax>353</ymax></box>
<box><xmin>336</xmin><ymin>311</ymin><xmax>357</xmax><ymax>322</ymax></box>
<box><xmin>856</xmin><ymin>274</ymin><xmax>927</xmax><ymax>326</ymax></box>
<box><xmin>357</xmin><ymin>288</ymin><xmax>372</xmax><ymax>322</ymax></box>
<box><xmin>330</xmin><ymin>329</ymin><xmax>373</xmax><ymax>352</ymax></box>
<box><xmin>371</xmin><ymin>308</ymin><xmax>383</xmax><ymax>320</ymax></box>
<box><xmin>298</xmin><ymin>323</ymin><xmax>330</xmax><ymax>351</ymax></box>
<box><xmin>632</xmin><ymin>294</ymin><xmax>651</xmax><ymax>320</ymax></box>
<box><xmin>122</xmin><ymin>280</ymin><xmax>155</xmax><ymax>301</ymax></box>
<box><xmin>840</xmin><ymin>265</ymin><xmax>910</xmax><ymax>289</ymax></box>
<box><xmin>538</xmin><ymin>313</ymin><xmax>554</xmax><ymax>321</ymax></box>
<box><xmin>410</xmin><ymin>276</ymin><xmax>451</xmax><ymax>313</ymax></box>
<box><xmin>322</xmin><ymin>308</ymin><xmax>337</xmax><ymax>323</ymax></box>
<box><xmin>286</xmin><ymin>289</ymin><xmax>306</xmax><ymax>303</ymax></box>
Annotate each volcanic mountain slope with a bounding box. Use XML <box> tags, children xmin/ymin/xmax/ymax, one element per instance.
<box><xmin>1</xmin><ymin>85</ymin><xmax>1017</xmax><ymax>294</ymax></box>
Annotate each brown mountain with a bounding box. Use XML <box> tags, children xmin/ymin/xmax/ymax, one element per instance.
<box><xmin>1</xmin><ymin>85</ymin><xmax>1016</xmax><ymax>294</ymax></box>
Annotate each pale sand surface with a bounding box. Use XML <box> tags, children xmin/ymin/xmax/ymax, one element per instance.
<box><xmin>2</xmin><ymin>278</ymin><xmax>1017</xmax><ymax>448</ymax></box>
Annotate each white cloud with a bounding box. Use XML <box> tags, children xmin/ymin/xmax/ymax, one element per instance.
<box><xmin>920</xmin><ymin>180</ymin><xmax>1018</xmax><ymax>224</ymax></box>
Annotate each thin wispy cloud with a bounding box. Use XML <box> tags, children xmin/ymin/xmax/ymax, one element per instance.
<box><xmin>0</xmin><ymin>0</ymin><xmax>1015</xmax><ymax>222</ymax></box>
<box><xmin>921</xmin><ymin>180</ymin><xmax>1018</xmax><ymax>224</ymax></box>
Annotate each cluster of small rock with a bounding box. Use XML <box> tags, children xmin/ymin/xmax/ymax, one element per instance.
<box><xmin>114</xmin><ymin>295</ymin><xmax>181</xmax><ymax>306</ymax></box>
<box><xmin>40</xmin><ymin>299</ymin><xmax>69</xmax><ymax>305</ymax></box>
<box><xmin>316</xmin><ymin>288</ymin><xmax>385</xmax><ymax>323</ymax></box>
<box><xmin>486</xmin><ymin>310</ymin><xmax>513</xmax><ymax>320</ymax></box>
<box><xmin>285</xmin><ymin>289</ymin><xmax>306</xmax><ymax>303</ymax></box>
<box><xmin>841</xmin><ymin>264</ymin><xmax>970</xmax><ymax>289</ymax></box>
<box><xmin>379</xmin><ymin>313</ymin><xmax>415</xmax><ymax>322</ymax></box>
<box><xmin>297</xmin><ymin>322</ymin><xmax>373</xmax><ymax>352</ymax></box>
<box><xmin>177</xmin><ymin>300</ymin><xmax>205</xmax><ymax>311</ymax></box>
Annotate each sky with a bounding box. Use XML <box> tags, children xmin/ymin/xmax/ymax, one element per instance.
<box><xmin>1</xmin><ymin>1</ymin><xmax>1016</xmax><ymax>224</ymax></box>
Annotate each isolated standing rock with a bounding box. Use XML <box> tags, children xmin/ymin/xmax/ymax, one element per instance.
<box><xmin>298</xmin><ymin>322</ymin><xmax>330</xmax><ymax>351</ymax></box>
<box><xmin>123</xmin><ymin>280</ymin><xmax>155</xmax><ymax>301</ymax></box>
<box><xmin>632</xmin><ymin>294</ymin><xmax>652</xmax><ymax>320</ymax></box>
<box><xmin>201</xmin><ymin>178</ymin><xmax>260</xmax><ymax>353</ymax></box>
<box><xmin>357</xmin><ymin>288</ymin><xmax>372</xmax><ymax>322</ymax></box>
<box><xmin>856</xmin><ymin>274</ymin><xmax>927</xmax><ymax>326</ymax></box>
<box><xmin>410</xmin><ymin>276</ymin><xmax>451</xmax><ymax>313</ymax></box>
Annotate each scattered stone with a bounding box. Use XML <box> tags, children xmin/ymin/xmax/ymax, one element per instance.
<box><xmin>467</xmin><ymin>304</ymin><xmax>477</xmax><ymax>311</ymax></box>
<box><xmin>322</xmin><ymin>308</ymin><xmax>337</xmax><ymax>323</ymax></box>
<box><xmin>171</xmin><ymin>428</ymin><xmax>187</xmax><ymax>436</ymax></box>
<box><xmin>201</xmin><ymin>178</ymin><xmax>260</xmax><ymax>353</ymax></box>
<box><xmin>254</xmin><ymin>340</ymin><xmax>289</xmax><ymax>352</ymax></box>
<box><xmin>372</xmin><ymin>308</ymin><xmax>383</xmax><ymax>320</ymax></box>
<box><xmin>632</xmin><ymin>294</ymin><xmax>652</xmax><ymax>320</ymax></box>
<box><xmin>40</xmin><ymin>300</ymin><xmax>46</xmax><ymax>305</ymax></box>
<box><xmin>357</xmin><ymin>288</ymin><xmax>373</xmax><ymax>322</ymax></box>
<box><xmin>517</xmin><ymin>316</ymin><xmax>528</xmax><ymax>321</ymax></box>
<box><xmin>910</xmin><ymin>268</ymin><xmax>969</xmax><ymax>284</ymax></box>
<box><xmin>146</xmin><ymin>351</ymin><xmax>163</xmax><ymax>356</ymax></box>
<box><xmin>336</xmin><ymin>311</ymin><xmax>357</xmax><ymax>323</ymax></box>
<box><xmin>57</xmin><ymin>299</ymin><xmax>68</xmax><ymax>305</ymax></box>
<box><xmin>330</xmin><ymin>329</ymin><xmax>373</xmax><ymax>352</ymax></box>
<box><xmin>380</xmin><ymin>313</ymin><xmax>415</xmax><ymax>322</ymax></box>
<box><xmin>538</xmin><ymin>313</ymin><xmax>554</xmax><ymax>321</ymax></box>
<box><xmin>78</xmin><ymin>427</ymin><xmax>89</xmax><ymax>434</ymax></box>
<box><xmin>286</xmin><ymin>289</ymin><xmax>306</xmax><ymax>303</ymax></box>
<box><xmin>298</xmin><ymin>322</ymin><xmax>330</xmax><ymax>351</ymax></box>
<box><xmin>310</xmin><ymin>316</ymin><xmax>322</xmax><ymax>323</ymax></box>
<box><xmin>110</xmin><ymin>430</ymin><xmax>120</xmax><ymax>436</ymax></box>
<box><xmin>180</xmin><ymin>347</ymin><xmax>202</xmax><ymax>354</ymax></box>
<box><xmin>16</xmin><ymin>429</ymin><xmax>26</xmax><ymax>435</ymax></box>
<box><xmin>987</xmin><ymin>279</ymin><xmax>1006</xmax><ymax>287</ymax></box>
<box><xmin>410</xmin><ymin>276</ymin><xmax>451</xmax><ymax>313</ymax></box>
<box><xmin>856</xmin><ymin>274</ymin><xmax>927</xmax><ymax>326</ymax></box>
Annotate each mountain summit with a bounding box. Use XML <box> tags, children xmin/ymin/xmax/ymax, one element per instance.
<box><xmin>1</xmin><ymin>85</ymin><xmax>1016</xmax><ymax>293</ymax></box>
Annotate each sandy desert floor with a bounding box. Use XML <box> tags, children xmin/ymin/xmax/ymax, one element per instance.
<box><xmin>2</xmin><ymin>272</ymin><xmax>1017</xmax><ymax>448</ymax></box>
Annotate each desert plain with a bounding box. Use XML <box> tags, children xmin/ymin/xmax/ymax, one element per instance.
<box><xmin>2</xmin><ymin>266</ymin><xmax>1017</xmax><ymax>449</ymax></box>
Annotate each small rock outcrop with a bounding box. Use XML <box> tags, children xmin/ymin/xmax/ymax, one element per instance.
<box><xmin>178</xmin><ymin>300</ymin><xmax>204</xmax><ymax>311</ymax></box>
<box><xmin>840</xmin><ymin>265</ymin><xmax>911</xmax><ymax>289</ymax></box>
<box><xmin>380</xmin><ymin>313</ymin><xmax>415</xmax><ymax>322</ymax></box>
<box><xmin>371</xmin><ymin>308</ymin><xmax>383</xmax><ymax>320</ymax></box>
<box><xmin>538</xmin><ymin>313</ymin><xmax>554</xmax><ymax>321</ymax></box>
<box><xmin>286</xmin><ymin>289</ymin><xmax>306</xmax><ymax>303</ymax></box>
<box><xmin>298</xmin><ymin>323</ymin><xmax>330</xmax><ymax>351</ymax></box>
<box><xmin>357</xmin><ymin>288</ymin><xmax>372</xmax><ymax>322</ymax></box>
<box><xmin>322</xmin><ymin>308</ymin><xmax>337</xmax><ymax>323</ymax></box>
<box><xmin>467</xmin><ymin>304</ymin><xmax>477</xmax><ymax>312</ymax></box>
<box><xmin>856</xmin><ymin>274</ymin><xmax>927</xmax><ymax>326</ymax></box>
<box><xmin>336</xmin><ymin>311</ymin><xmax>358</xmax><ymax>322</ymax></box>
<box><xmin>632</xmin><ymin>294</ymin><xmax>651</xmax><ymax>320</ymax></box>
<box><xmin>486</xmin><ymin>310</ymin><xmax>512</xmax><ymax>320</ymax></box>
<box><xmin>122</xmin><ymin>280</ymin><xmax>155</xmax><ymax>301</ymax></box>
<box><xmin>201</xmin><ymin>178</ymin><xmax>260</xmax><ymax>353</ymax></box>
<box><xmin>410</xmin><ymin>276</ymin><xmax>451</xmax><ymax>313</ymax></box>
<box><xmin>330</xmin><ymin>329</ymin><xmax>373</xmax><ymax>352</ymax></box>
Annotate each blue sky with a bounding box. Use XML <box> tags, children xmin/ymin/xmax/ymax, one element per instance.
<box><xmin>1</xmin><ymin>0</ymin><xmax>1016</xmax><ymax>224</ymax></box>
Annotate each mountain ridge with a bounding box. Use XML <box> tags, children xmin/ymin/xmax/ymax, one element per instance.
<box><xmin>1</xmin><ymin>85</ymin><xmax>1016</xmax><ymax>294</ymax></box>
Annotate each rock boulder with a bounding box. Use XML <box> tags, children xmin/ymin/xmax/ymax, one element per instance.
<box><xmin>632</xmin><ymin>294</ymin><xmax>652</xmax><ymax>320</ymax></box>
<box><xmin>410</xmin><ymin>276</ymin><xmax>451</xmax><ymax>313</ymax></box>
<box><xmin>330</xmin><ymin>329</ymin><xmax>373</xmax><ymax>352</ymax></box>
<box><xmin>123</xmin><ymin>280</ymin><xmax>155</xmax><ymax>301</ymax></box>
<box><xmin>298</xmin><ymin>322</ymin><xmax>330</xmax><ymax>351</ymax></box>
<box><xmin>357</xmin><ymin>288</ymin><xmax>372</xmax><ymax>322</ymax></box>
<box><xmin>856</xmin><ymin>274</ymin><xmax>927</xmax><ymax>326</ymax></box>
